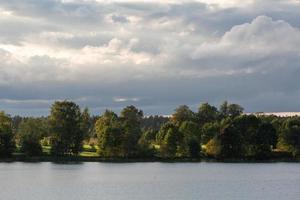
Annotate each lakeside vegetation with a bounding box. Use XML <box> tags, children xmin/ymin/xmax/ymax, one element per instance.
<box><xmin>0</xmin><ymin>100</ymin><xmax>300</xmax><ymax>162</ymax></box>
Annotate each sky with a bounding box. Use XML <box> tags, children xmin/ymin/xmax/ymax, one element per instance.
<box><xmin>1</xmin><ymin>0</ymin><xmax>300</xmax><ymax>116</ymax></box>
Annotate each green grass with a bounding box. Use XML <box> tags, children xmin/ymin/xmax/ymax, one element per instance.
<box><xmin>80</xmin><ymin>144</ymin><xmax>99</xmax><ymax>157</ymax></box>
<box><xmin>79</xmin><ymin>151</ymin><xmax>99</xmax><ymax>157</ymax></box>
<box><xmin>83</xmin><ymin>144</ymin><xmax>99</xmax><ymax>150</ymax></box>
<box><xmin>41</xmin><ymin>145</ymin><xmax>99</xmax><ymax>157</ymax></box>
<box><xmin>42</xmin><ymin>145</ymin><xmax>51</xmax><ymax>154</ymax></box>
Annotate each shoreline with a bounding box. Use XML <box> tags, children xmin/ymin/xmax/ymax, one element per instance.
<box><xmin>0</xmin><ymin>155</ymin><xmax>299</xmax><ymax>163</ymax></box>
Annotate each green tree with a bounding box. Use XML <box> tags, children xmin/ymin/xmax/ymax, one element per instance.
<box><xmin>205</xmin><ymin>136</ymin><xmax>221</xmax><ymax>157</ymax></box>
<box><xmin>120</xmin><ymin>105</ymin><xmax>143</xmax><ymax>157</ymax></box>
<box><xmin>201</xmin><ymin>122</ymin><xmax>220</xmax><ymax>145</ymax></box>
<box><xmin>81</xmin><ymin>107</ymin><xmax>92</xmax><ymax>140</ymax></box>
<box><xmin>157</xmin><ymin>122</ymin><xmax>183</xmax><ymax>158</ymax></box>
<box><xmin>49</xmin><ymin>101</ymin><xmax>84</xmax><ymax>155</ymax></box>
<box><xmin>280</xmin><ymin>118</ymin><xmax>300</xmax><ymax>156</ymax></box>
<box><xmin>95</xmin><ymin>110</ymin><xmax>123</xmax><ymax>157</ymax></box>
<box><xmin>228</xmin><ymin>104</ymin><xmax>244</xmax><ymax>118</ymax></box>
<box><xmin>141</xmin><ymin>129</ymin><xmax>157</xmax><ymax>143</ymax></box>
<box><xmin>219</xmin><ymin>101</ymin><xmax>229</xmax><ymax>119</ymax></box>
<box><xmin>252</xmin><ymin>122</ymin><xmax>277</xmax><ymax>159</ymax></box>
<box><xmin>179</xmin><ymin>121</ymin><xmax>201</xmax><ymax>157</ymax></box>
<box><xmin>137</xmin><ymin>130</ymin><xmax>156</xmax><ymax>158</ymax></box>
<box><xmin>156</xmin><ymin>122</ymin><xmax>177</xmax><ymax>143</ymax></box>
<box><xmin>219</xmin><ymin>101</ymin><xmax>243</xmax><ymax>119</ymax></box>
<box><xmin>141</xmin><ymin>115</ymin><xmax>169</xmax><ymax>132</ymax></box>
<box><xmin>19</xmin><ymin>118</ymin><xmax>44</xmax><ymax>156</ymax></box>
<box><xmin>216</xmin><ymin>115</ymin><xmax>276</xmax><ymax>159</ymax></box>
<box><xmin>218</xmin><ymin>115</ymin><xmax>260</xmax><ymax>158</ymax></box>
<box><xmin>171</xmin><ymin>105</ymin><xmax>195</xmax><ymax>125</ymax></box>
<box><xmin>96</xmin><ymin>106</ymin><xmax>144</xmax><ymax>158</ymax></box>
<box><xmin>0</xmin><ymin>112</ymin><xmax>15</xmax><ymax>157</ymax></box>
<box><xmin>218</xmin><ymin>123</ymin><xmax>243</xmax><ymax>158</ymax></box>
<box><xmin>187</xmin><ymin>138</ymin><xmax>201</xmax><ymax>158</ymax></box>
<box><xmin>198</xmin><ymin>103</ymin><xmax>218</xmax><ymax>125</ymax></box>
<box><xmin>161</xmin><ymin>128</ymin><xmax>178</xmax><ymax>158</ymax></box>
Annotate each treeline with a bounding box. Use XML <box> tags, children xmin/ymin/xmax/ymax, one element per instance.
<box><xmin>0</xmin><ymin>100</ymin><xmax>300</xmax><ymax>160</ymax></box>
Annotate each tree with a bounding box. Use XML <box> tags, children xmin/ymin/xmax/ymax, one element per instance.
<box><xmin>0</xmin><ymin>112</ymin><xmax>15</xmax><ymax>157</ymax></box>
<box><xmin>201</xmin><ymin>122</ymin><xmax>220</xmax><ymax>145</ymax></box>
<box><xmin>219</xmin><ymin>101</ymin><xmax>229</xmax><ymax>119</ymax></box>
<box><xmin>219</xmin><ymin>101</ymin><xmax>243</xmax><ymax>119</ymax></box>
<box><xmin>218</xmin><ymin>115</ymin><xmax>260</xmax><ymax>158</ymax></box>
<box><xmin>179</xmin><ymin>121</ymin><xmax>200</xmax><ymax>139</ymax></box>
<box><xmin>253</xmin><ymin>122</ymin><xmax>277</xmax><ymax>159</ymax></box>
<box><xmin>280</xmin><ymin>118</ymin><xmax>300</xmax><ymax>156</ymax></box>
<box><xmin>120</xmin><ymin>105</ymin><xmax>143</xmax><ymax>157</ymax></box>
<box><xmin>218</xmin><ymin>123</ymin><xmax>244</xmax><ymax>158</ymax></box>
<box><xmin>228</xmin><ymin>104</ymin><xmax>244</xmax><ymax>118</ymax></box>
<box><xmin>156</xmin><ymin>122</ymin><xmax>177</xmax><ymax>143</ymax></box>
<box><xmin>81</xmin><ymin>107</ymin><xmax>92</xmax><ymax>140</ymax></box>
<box><xmin>137</xmin><ymin>130</ymin><xmax>156</xmax><ymax>158</ymax></box>
<box><xmin>95</xmin><ymin>110</ymin><xmax>123</xmax><ymax>157</ymax></box>
<box><xmin>141</xmin><ymin>115</ymin><xmax>169</xmax><ymax>132</ymax></box>
<box><xmin>171</xmin><ymin>105</ymin><xmax>195</xmax><ymax>125</ymax></box>
<box><xmin>11</xmin><ymin>115</ymin><xmax>23</xmax><ymax>135</ymax></box>
<box><xmin>198</xmin><ymin>103</ymin><xmax>218</xmax><ymax>125</ymax></box>
<box><xmin>49</xmin><ymin>101</ymin><xmax>84</xmax><ymax>155</ymax></box>
<box><xmin>179</xmin><ymin>121</ymin><xmax>201</xmax><ymax>157</ymax></box>
<box><xmin>96</xmin><ymin>107</ymin><xmax>144</xmax><ymax>158</ymax></box>
<box><xmin>161</xmin><ymin>128</ymin><xmax>179</xmax><ymax>158</ymax></box>
<box><xmin>216</xmin><ymin>115</ymin><xmax>276</xmax><ymax>159</ymax></box>
<box><xmin>157</xmin><ymin>122</ymin><xmax>183</xmax><ymax>158</ymax></box>
<box><xmin>187</xmin><ymin>138</ymin><xmax>201</xmax><ymax>158</ymax></box>
<box><xmin>19</xmin><ymin>118</ymin><xmax>44</xmax><ymax>156</ymax></box>
<box><xmin>141</xmin><ymin>129</ymin><xmax>157</xmax><ymax>143</ymax></box>
<box><xmin>205</xmin><ymin>136</ymin><xmax>221</xmax><ymax>157</ymax></box>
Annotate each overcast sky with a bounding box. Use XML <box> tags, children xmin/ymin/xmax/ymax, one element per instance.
<box><xmin>1</xmin><ymin>0</ymin><xmax>300</xmax><ymax>116</ymax></box>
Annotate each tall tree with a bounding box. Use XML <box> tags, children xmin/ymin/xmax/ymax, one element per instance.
<box><xmin>49</xmin><ymin>101</ymin><xmax>84</xmax><ymax>155</ymax></box>
<box><xmin>228</xmin><ymin>104</ymin><xmax>244</xmax><ymax>118</ymax></box>
<box><xmin>18</xmin><ymin>118</ymin><xmax>44</xmax><ymax>156</ymax></box>
<box><xmin>156</xmin><ymin>122</ymin><xmax>178</xmax><ymax>143</ymax></box>
<box><xmin>280</xmin><ymin>118</ymin><xmax>300</xmax><ymax>156</ymax></box>
<box><xmin>171</xmin><ymin>105</ymin><xmax>195</xmax><ymax>125</ymax></box>
<box><xmin>219</xmin><ymin>101</ymin><xmax>243</xmax><ymax>119</ymax></box>
<box><xmin>218</xmin><ymin>115</ymin><xmax>260</xmax><ymax>158</ymax></box>
<box><xmin>179</xmin><ymin>121</ymin><xmax>201</xmax><ymax>157</ymax></box>
<box><xmin>219</xmin><ymin>101</ymin><xmax>229</xmax><ymax>119</ymax></box>
<box><xmin>157</xmin><ymin>122</ymin><xmax>183</xmax><ymax>158</ymax></box>
<box><xmin>161</xmin><ymin>128</ymin><xmax>178</xmax><ymax>158</ymax></box>
<box><xmin>201</xmin><ymin>122</ymin><xmax>220</xmax><ymax>145</ymax></box>
<box><xmin>95</xmin><ymin>110</ymin><xmax>123</xmax><ymax>157</ymax></box>
<box><xmin>253</xmin><ymin>122</ymin><xmax>277</xmax><ymax>159</ymax></box>
<box><xmin>198</xmin><ymin>103</ymin><xmax>218</xmax><ymax>125</ymax></box>
<box><xmin>120</xmin><ymin>105</ymin><xmax>143</xmax><ymax>157</ymax></box>
<box><xmin>81</xmin><ymin>107</ymin><xmax>92</xmax><ymax>140</ymax></box>
<box><xmin>0</xmin><ymin>111</ymin><xmax>15</xmax><ymax>157</ymax></box>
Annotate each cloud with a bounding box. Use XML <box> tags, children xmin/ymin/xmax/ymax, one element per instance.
<box><xmin>113</xmin><ymin>97</ymin><xmax>140</xmax><ymax>102</ymax></box>
<box><xmin>0</xmin><ymin>0</ymin><xmax>300</xmax><ymax>116</ymax></box>
<box><xmin>191</xmin><ymin>16</ymin><xmax>300</xmax><ymax>74</ymax></box>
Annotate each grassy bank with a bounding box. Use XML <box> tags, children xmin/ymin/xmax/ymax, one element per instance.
<box><xmin>0</xmin><ymin>144</ymin><xmax>297</xmax><ymax>163</ymax></box>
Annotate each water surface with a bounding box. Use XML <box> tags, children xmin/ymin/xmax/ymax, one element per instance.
<box><xmin>0</xmin><ymin>162</ymin><xmax>299</xmax><ymax>200</ymax></box>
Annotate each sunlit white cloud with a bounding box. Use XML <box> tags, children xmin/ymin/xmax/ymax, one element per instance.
<box><xmin>114</xmin><ymin>97</ymin><xmax>140</xmax><ymax>102</ymax></box>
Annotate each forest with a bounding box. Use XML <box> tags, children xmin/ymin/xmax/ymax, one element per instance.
<box><xmin>0</xmin><ymin>100</ymin><xmax>299</xmax><ymax>161</ymax></box>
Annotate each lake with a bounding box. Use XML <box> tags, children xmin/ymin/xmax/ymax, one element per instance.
<box><xmin>0</xmin><ymin>162</ymin><xmax>299</xmax><ymax>200</ymax></box>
